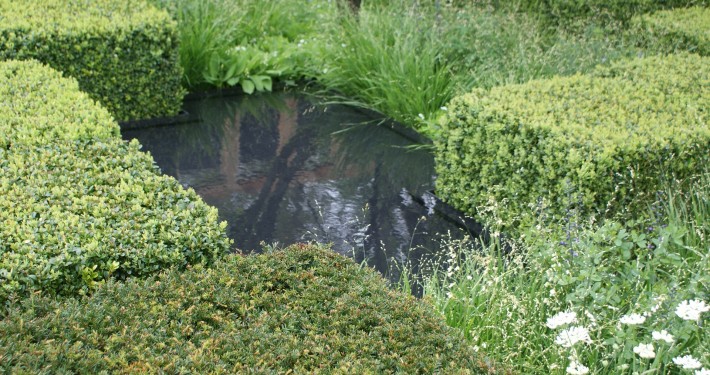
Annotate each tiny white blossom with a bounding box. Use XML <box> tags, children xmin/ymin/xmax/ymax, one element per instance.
<box><xmin>620</xmin><ymin>313</ymin><xmax>646</xmax><ymax>325</ymax></box>
<box><xmin>673</xmin><ymin>355</ymin><xmax>702</xmax><ymax>369</ymax></box>
<box><xmin>440</xmin><ymin>106</ymin><xmax>448</xmax><ymax>111</ymax></box>
<box><xmin>675</xmin><ymin>300</ymin><xmax>710</xmax><ymax>321</ymax></box>
<box><xmin>418</xmin><ymin>113</ymin><xmax>425</xmax><ymax>120</ymax></box>
<box><xmin>566</xmin><ymin>360</ymin><xmax>589</xmax><ymax>375</ymax></box>
<box><xmin>652</xmin><ymin>330</ymin><xmax>674</xmax><ymax>343</ymax></box>
<box><xmin>633</xmin><ymin>343</ymin><xmax>655</xmax><ymax>359</ymax></box>
<box><xmin>555</xmin><ymin>326</ymin><xmax>592</xmax><ymax>348</ymax></box>
<box><xmin>546</xmin><ymin>311</ymin><xmax>577</xmax><ymax>329</ymax></box>
<box><xmin>695</xmin><ymin>368</ymin><xmax>710</xmax><ymax>375</ymax></box>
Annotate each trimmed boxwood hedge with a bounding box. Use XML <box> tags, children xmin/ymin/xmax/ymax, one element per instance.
<box><xmin>509</xmin><ymin>0</ymin><xmax>704</xmax><ymax>26</ymax></box>
<box><xmin>434</xmin><ymin>53</ymin><xmax>709</xmax><ymax>229</ymax></box>
<box><xmin>631</xmin><ymin>6</ymin><xmax>710</xmax><ymax>56</ymax></box>
<box><xmin>0</xmin><ymin>0</ymin><xmax>185</xmax><ymax>121</ymax></box>
<box><xmin>0</xmin><ymin>60</ymin><xmax>118</xmax><ymax>148</ymax></box>
<box><xmin>0</xmin><ymin>244</ymin><xmax>489</xmax><ymax>374</ymax></box>
<box><xmin>0</xmin><ymin>59</ymin><xmax>231</xmax><ymax>303</ymax></box>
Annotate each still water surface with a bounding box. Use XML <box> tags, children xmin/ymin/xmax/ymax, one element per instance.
<box><xmin>122</xmin><ymin>93</ymin><xmax>474</xmax><ymax>281</ymax></box>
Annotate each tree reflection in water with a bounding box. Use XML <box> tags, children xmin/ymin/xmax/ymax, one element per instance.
<box><xmin>122</xmin><ymin>93</ymin><xmax>479</xmax><ymax>283</ymax></box>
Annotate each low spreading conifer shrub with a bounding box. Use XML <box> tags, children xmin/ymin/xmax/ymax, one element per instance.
<box><xmin>0</xmin><ymin>244</ymin><xmax>489</xmax><ymax>374</ymax></box>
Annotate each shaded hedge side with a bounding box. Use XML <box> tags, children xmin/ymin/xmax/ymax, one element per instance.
<box><xmin>0</xmin><ymin>0</ymin><xmax>185</xmax><ymax>121</ymax></box>
<box><xmin>434</xmin><ymin>54</ymin><xmax>709</xmax><ymax>229</ymax></box>
<box><xmin>0</xmin><ymin>244</ymin><xmax>489</xmax><ymax>374</ymax></box>
<box><xmin>0</xmin><ymin>60</ymin><xmax>231</xmax><ymax>304</ymax></box>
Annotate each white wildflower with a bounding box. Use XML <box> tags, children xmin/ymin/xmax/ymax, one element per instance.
<box><xmin>566</xmin><ymin>360</ymin><xmax>590</xmax><ymax>375</ymax></box>
<box><xmin>673</xmin><ymin>355</ymin><xmax>702</xmax><ymax>369</ymax></box>
<box><xmin>633</xmin><ymin>343</ymin><xmax>655</xmax><ymax>359</ymax></box>
<box><xmin>675</xmin><ymin>300</ymin><xmax>710</xmax><ymax>321</ymax></box>
<box><xmin>652</xmin><ymin>330</ymin><xmax>674</xmax><ymax>344</ymax></box>
<box><xmin>546</xmin><ymin>311</ymin><xmax>577</xmax><ymax>329</ymax></box>
<box><xmin>418</xmin><ymin>113</ymin><xmax>425</xmax><ymax>120</ymax></box>
<box><xmin>555</xmin><ymin>326</ymin><xmax>592</xmax><ymax>348</ymax></box>
<box><xmin>440</xmin><ymin>106</ymin><xmax>448</xmax><ymax>111</ymax></box>
<box><xmin>620</xmin><ymin>313</ymin><xmax>646</xmax><ymax>325</ymax></box>
<box><xmin>696</xmin><ymin>368</ymin><xmax>710</xmax><ymax>375</ymax></box>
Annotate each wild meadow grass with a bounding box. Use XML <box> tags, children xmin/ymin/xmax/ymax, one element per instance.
<box><xmin>402</xmin><ymin>173</ymin><xmax>709</xmax><ymax>374</ymax></box>
<box><xmin>318</xmin><ymin>1</ymin><xmax>652</xmax><ymax>135</ymax></box>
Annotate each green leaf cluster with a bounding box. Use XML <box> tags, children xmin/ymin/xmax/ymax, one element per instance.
<box><xmin>0</xmin><ymin>0</ymin><xmax>185</xmax><ymax>121</ymax></box>
<box><xmin>0</xmin><ymin>60</ymin><xmax>231</xmax><ymax>304</ymax></box>
<box><xmin>434</xmin><ymin>53</ymin><xmax>710</xmax><ymax>230</ymax></box>
<box><xmin>0</xmin><ymin>244</ymin><xmax>487</xmax><ymax>374</ymax></box>
<box><xmin>631</xmin><ymin>6</ymin><xmax>710</xmax><ymax>56</ymax></box>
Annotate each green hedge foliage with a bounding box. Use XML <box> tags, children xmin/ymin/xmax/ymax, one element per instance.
<box><xmin>632</xmin><ymin>6</ymin><xmax>710</xmax><ymax>56</ymax></box>
<box><xmin>0</xmin><ymin>0</ymin><xmax>185</xmax><ymax>121</ymax></box>
<box><xmin>505</xmin><ymin>0</ymin><xmax>704</xmax><ymax>26</ymax></box>
<box><xmin>434</xmin><ymin>53</ymin><xmax>709</xmax><ymax>229</ymax></box>
<box><xmin>0</xmin><ymin>244</ymin><xmax>487</xmax><ymax>374</ymax></box>
<box><xmin>0</xmin><ymin>60</ymin><xmax>118</xmax><ymax>148</ymax></box>
<box><xmin>0</xmin><ymin>59</ymin><xmax>231</xmax><ymax>303</ymax></box>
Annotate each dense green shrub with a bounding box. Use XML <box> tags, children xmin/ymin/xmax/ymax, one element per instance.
<box><xmin>0</xmin><ymin>244</ymin><xmax>488</xmax><ymax>374</ymax></box>
<box><xmin>434</xmin><ymin>53</ymin><xmax>709</xmax><ymax>229</ymax></box>
<box><xmin>0</xmin><ymin>0</ymin><xmax>185</xmax><ymax>121</ymax></box>
<box><xmin>485</xmin><ymin>0</ymin><xmax>704</xmax><ymax>26</ymax></box>
<box><xmin>631</xmin><ymin>6</ymin><xmax>710</xmax><ymax>55</ymax></box>
<box><xmin>0</xmin><ymin>59</ymin><xmax>231</xmax><ymax>303</ymax></box>
<box><xmin>0</xmin><ymin>60</ymin><xmax>118</xmax><ymax>148</ymax></box>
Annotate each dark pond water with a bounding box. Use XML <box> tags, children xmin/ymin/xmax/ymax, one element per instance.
<box><xmin>121</xmin><ymin>92</ymin><xmax>478</xmax><ymax>282</ymax></box>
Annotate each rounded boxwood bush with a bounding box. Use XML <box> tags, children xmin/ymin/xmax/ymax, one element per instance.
<box><xmin>0</xmin><ymin>244</ymin><xmax>489</xmax><ymax>374</ymax></box>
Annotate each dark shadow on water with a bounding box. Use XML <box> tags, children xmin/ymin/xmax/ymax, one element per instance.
<box><xmin>121</xmin><ymin>92</ymin><xmax>483</xmax><ymax>285</ymax></box>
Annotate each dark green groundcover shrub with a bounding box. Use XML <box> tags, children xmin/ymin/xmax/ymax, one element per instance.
<box><xmin>0</xmin><ymin>0</ymin><xmax>185</xmax><ymax>121</ymax></box>
<box><xmin>434</xmin><ymin>53</ymin><xmax>709</xmax><ymax>230</ymax></box>
<box><xmin>0</xmin><ymin>244</ymin><xmax>490</xmax><ymax>374</ymax></box>
<box><xmin>631</xmin><ymin>6</ymin><xmax>710</xmax><ymax>56</ymax></box>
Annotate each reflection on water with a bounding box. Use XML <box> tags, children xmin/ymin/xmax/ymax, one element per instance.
<box><xmin>121</xmin><ymin>93</ymin><xmax>474</xmax><ymax>282</ymax></box>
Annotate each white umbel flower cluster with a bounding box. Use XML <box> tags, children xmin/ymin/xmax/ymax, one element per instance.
<box><xmin>633</xmin><ymin>343</ymin><xmax>655</xmax><ymax>359</ymax></box>
<box><xmin>673</xmin><ymin>355</ymin><xmax>702</xmax><ymax>369</ymax></box>
<box><xmin>566</xmin><ymin>360</ymin><xmax>590</xmax><ymax>375</ymax></box>
<box><xmin>675</xmin><ymin>300</ymin><xmax>710</xmax><ymax>321</ymax></box>
<box><xmin>546</xmin><ymin>311</ymin><xmax>577</xmax><ymax>329</ymax></box>
<box><xmin>555</xmin><ymin>326</ymin><xmax>592</xmax><ymax>348</ymax></box>
<box><xmin>619</xmin><ymin>313</ymin><xmax>646</xmax><ymax>325</ymax></box>
<box><xmin>652</xmin><ymin>330</ymin><xmax>674</xmax><ymax>343</ymax></box>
